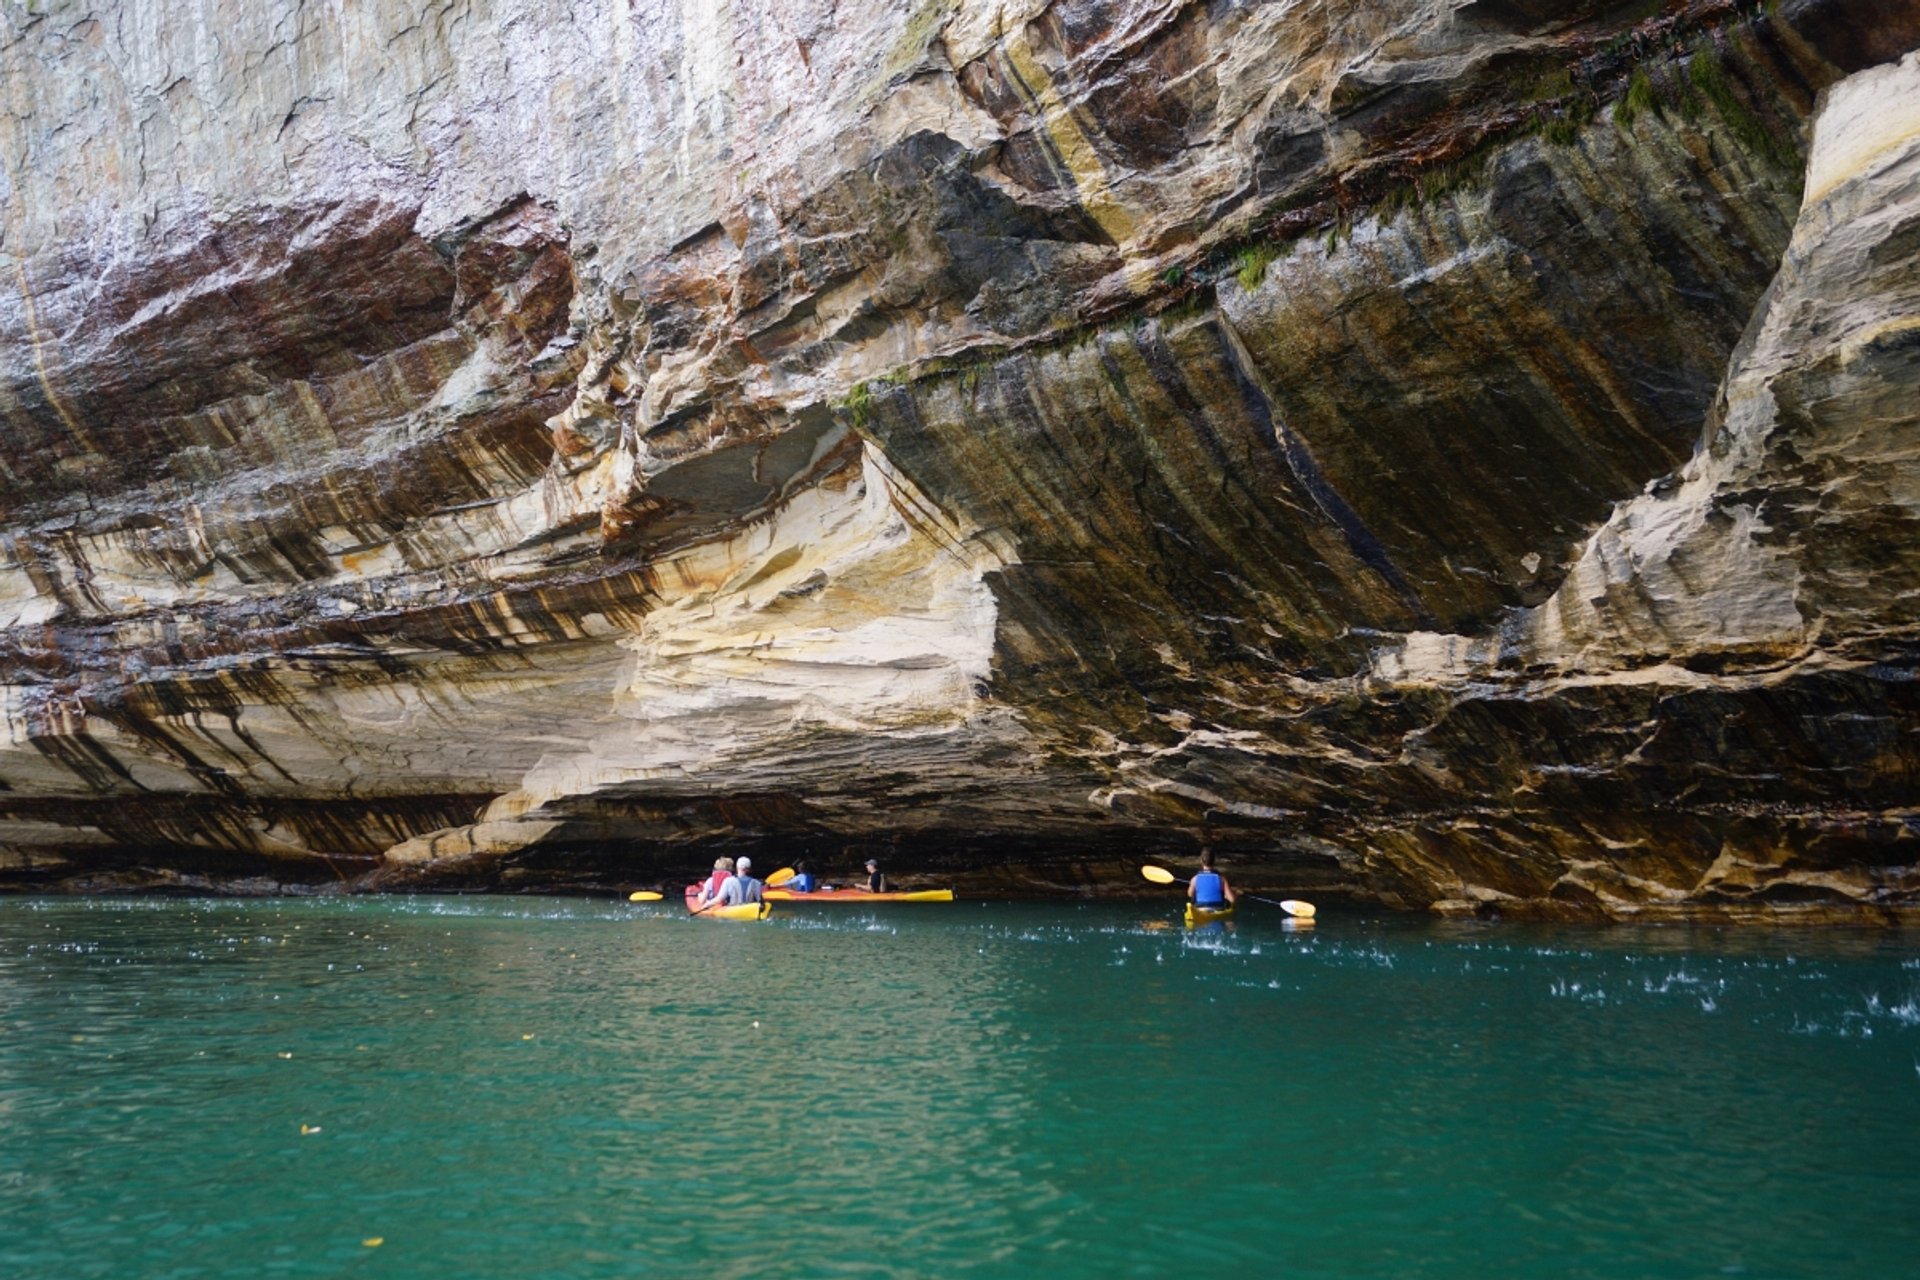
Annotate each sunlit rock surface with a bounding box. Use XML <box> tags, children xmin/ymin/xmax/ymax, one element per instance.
<box><xmin>0</xmin><ymin>0</ymin><xmax>1916</xmax><ymax>917</ymax></box>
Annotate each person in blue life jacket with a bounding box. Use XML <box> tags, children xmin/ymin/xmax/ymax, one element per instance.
<box><xmin>713</xmin><ymin>856</ymin><xmax>765</xmax><ymax>908</ymax></box>
<box><xmin>1188</xmin><ymin>849</ymin><xmax>1236</xmax><ymax>909</ymax></box>
<box><xmin>787</xmin><ymin>860</ymin><xmax>818</xmax><ymax>893</ymax></box>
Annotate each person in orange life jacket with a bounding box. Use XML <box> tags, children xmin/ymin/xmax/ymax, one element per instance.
<box><xmin>787</xmin><ymin>860</ymin><xmax>818</xmax><ymax>893</ymax></box>
<box><xmin>695</xmin><ymin>857</ymin><xmax>734</xmax><ymax>905</ymax></box>
<box><xmin>862</xmin><ymin>858</ymin><xmax>887</xmax><ymax>893</ymax></box>
<box><xmin>1188</xmin><ymin>849</ymin><xmax>1235</xmax><ymax>909</ymax></box>
<box><xmin>714</xmin><ymin>856</ymin><xmax>764</xmax><ymax>907</ymax></box>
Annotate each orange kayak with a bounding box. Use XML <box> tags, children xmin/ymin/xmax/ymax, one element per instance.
<box><xmin>763</xmin><ymin>887</ymin><xmax>955</xmax><ymax>903</ymax></box>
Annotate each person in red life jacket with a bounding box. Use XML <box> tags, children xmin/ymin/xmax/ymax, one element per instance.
<box><xmin>862</xmin><ymin>858</ymin><xmax>887</xmax><ymax>893</ymax></box>
<box><xmin>695</xmin><ymin>857</ymin><xmax>734</xmax><ymax>906</ymax></box>
<box><xmin>1188</xmin><ymin>849</ymin><xmax>1235</xmax><ymax>910</ymax></box>
<box><xmin>713</xmin><ymin>856</ymin><xmax>764</xmax><ymax>908</ymax></box>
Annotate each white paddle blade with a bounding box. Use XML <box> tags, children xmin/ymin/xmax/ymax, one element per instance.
<box><xmin>1280</xmin><ymin>899</ymin><xmax>1316</xmax><ymax>918</ymax></box>
<box><xmin>1140</xmin><ymin>865</ymin><xmax>1178</xmax><ymax>885</ymax></box>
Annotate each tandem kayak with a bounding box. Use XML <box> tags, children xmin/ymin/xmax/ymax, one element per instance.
<box><xmin>1184</xmin><ymin>901</ymin><xmax>1235</xmax><ymax>926</ymax></box>
<box><xmin>683</xmin><ymin>887</ymin><xmax>773</xmax><ymax>921</ymax></box>
<box><xmin>762</xmin><ymin>887</ymin><xmax>956</xmax><ymax>903</ymax></box>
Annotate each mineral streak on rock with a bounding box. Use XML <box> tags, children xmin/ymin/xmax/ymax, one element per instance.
<box><xmin>0</xmin><ymin>1</ymin><xmax>1916</xmax><ymax>918</ymax></box>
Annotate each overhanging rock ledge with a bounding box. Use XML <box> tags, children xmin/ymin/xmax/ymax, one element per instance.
<box><xmin>1</xmin><ymin>0</ymin><xmax>1917</xmax><ymax>919</ymax></box>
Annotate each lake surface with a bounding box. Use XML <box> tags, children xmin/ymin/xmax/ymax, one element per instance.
<box><xmin>2</xmin><ymin>896</ymin><xmax>1916</xmax><ymax>1279</ymax></box>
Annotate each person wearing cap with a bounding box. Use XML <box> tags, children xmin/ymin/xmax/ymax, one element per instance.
<box><xmin>1188</xmin><ymin>848</ymin><xmax>1235</xmax><ymax>909</ymax></box>
<box><xmin>714</xmin><ymin>856</ymin><xmax>764</xmax><ymax>907</ymax></box>
<box><xmin>862</xmin><ymin>858</ymin><xmax>887</xmax><ymax>893</ymax></box>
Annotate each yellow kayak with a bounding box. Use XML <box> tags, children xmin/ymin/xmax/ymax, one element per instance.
<box><xmin>683</xmin><ymin>888</ymin><xmax>772</xmax><ymax>921</ymax></box>
<box><xmin>1184</xmin><ymin>902</ymin><xmax>1235</xmax><ymax>926</ymax></box>
<box><xmin>693</xmin><ymin>901</ymin><xmax>772</xmax><ymax>921</ymax></box>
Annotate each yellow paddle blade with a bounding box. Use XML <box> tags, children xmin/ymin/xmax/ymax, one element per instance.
<box><xmin>1140</xmin><ymin>865</ymin><xmax>1178</xmax><ymax>885</ymax></box>
<box><xmin>765</xmin><ymin>867</ymin><xmax>796</xmax><ymax>887</ymax></box>
<box><xmin>1280</xmin><ymin>899</ymin><xmax>1316</xmax><ymax>918</ymax></box>
<box><xmin>627</xmin><ymin>891</ymin><xmax>663</xmax><ymax>902</ymax></box>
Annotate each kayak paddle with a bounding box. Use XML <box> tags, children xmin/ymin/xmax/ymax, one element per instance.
<box><xmin>1244</xmin><ymin>892</ymin><xmax>1316</xmax><ymax>919</ymax></box>
<box><xmin>627</xmin><ymin>891</ymin><xmax>663</xmax><ymax>902</ymax></box>
<box><xmin>1139</xmin><ymin>864</ymin><xmax>1316</xmax><ymax>918</ymax></box>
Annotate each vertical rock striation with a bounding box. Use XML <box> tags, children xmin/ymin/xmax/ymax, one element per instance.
<box><xmin>0</xmin><ymin>0</ymin><xmax>1916</xmax><ymax>915</ymax></box>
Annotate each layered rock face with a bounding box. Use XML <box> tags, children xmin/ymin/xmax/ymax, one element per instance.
<box><xmin>1</xmin><ymin>0</ymin><xmax>1916</xmax><ymax>917</ymax></box>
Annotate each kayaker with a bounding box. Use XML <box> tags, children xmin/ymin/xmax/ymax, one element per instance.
<box><xmin>788</xmin><ymin>860</ymin><xmax>818</xmax><ymax>893</ymax></box>
<box><xmin>714</xmin><ymin>856</ymin><xmax>764</xmax><ymax>908</ymax></box>
<box><xmin>862</xmin><ymin>858</ymin><xmax>887</xmax><ymax>893</ymax></box>
<box><xmin>695</xmin><ymin>857</ymin><xmax>735</xmax><ymax>905</ymax></box>
<box><xmin>1189</xmin><ymin>850</ymin><xmax>1235</xmax><ymax>909</ymax></box>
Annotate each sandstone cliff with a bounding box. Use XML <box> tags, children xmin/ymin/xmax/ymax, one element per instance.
<box><xmin>1</xmin><ymin>0</ymin><xmax>1916</xmax><ymax>918</ymax></box>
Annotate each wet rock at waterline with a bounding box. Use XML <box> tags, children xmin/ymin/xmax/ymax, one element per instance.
<box><xmin>1</xmin><ymin>1</ymin><xmax>1917</xmax><ymax>920</ymax></box>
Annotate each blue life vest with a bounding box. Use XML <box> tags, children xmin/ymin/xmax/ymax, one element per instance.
<box><xmin>791</xmin><ymin>872</ymin><xmax>817</xmax><ymax>892</ymax></box>
<box><xmin>1192</xmin><ymin>871</ymin><xmax>1225</xmax><ymax>906</ymax></box>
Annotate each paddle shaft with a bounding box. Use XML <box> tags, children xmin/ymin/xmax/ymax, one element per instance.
<box><xmin>1239</xmin><ymin>892</ymin><xmax>1310</xmax><ymax>916</ymax></box>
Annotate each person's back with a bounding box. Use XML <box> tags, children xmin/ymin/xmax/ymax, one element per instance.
<box><xmin>698</xmin><ymin>857</ymin><xmax>734</xmax><ymax>904</ymax></box>
<box><xmin>717</xmin><ymin>857</ymin><xmax>764</xmax><ymax>906</ymax></box>
<box><xmin>790</xmin><ymin>862</ymin><xmax>817</xmax><ymax>893</ymax></box>
<box><xmin>1189</xmin><ymin>850</ymin><xmax>1233</xmax><ymax>907</ymax></box>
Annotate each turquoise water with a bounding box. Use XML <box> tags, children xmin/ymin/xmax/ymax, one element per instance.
<box><xmin>2</xmin><ymin>898</ymin><xmax>1917</xmax><ymax>1279</ymax></box>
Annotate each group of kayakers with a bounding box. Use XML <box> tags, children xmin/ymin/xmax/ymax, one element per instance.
<box><xmin>665</xmin><ymin>835</ymin><xmax>1311</xmax><ymax>931</ymax></box>
<box><xmin>690</xmin><ymin>856</ymin><xmax>888</xmax><ymax>908</ymax></box>
<box><xmin>673</xmin><ymin>847</ymin><xmax>1294</xmax><ymax>925</ymax></box>
<box><xmin>693</xmin><ymin>850</ymin><xmax>1225</xmax><ymax>905</ymax></box>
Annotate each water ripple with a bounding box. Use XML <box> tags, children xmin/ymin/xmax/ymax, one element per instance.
<box><xmin>0</xmin><ymin>899</ymin><xmax>1915</xmax><ymax>1279</ymax></box>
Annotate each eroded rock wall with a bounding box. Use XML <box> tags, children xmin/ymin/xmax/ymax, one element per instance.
<box><xmin>0</xmin><ymin>0</ymin><xmax>1916</xmax><ymax>916</ymax></box>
